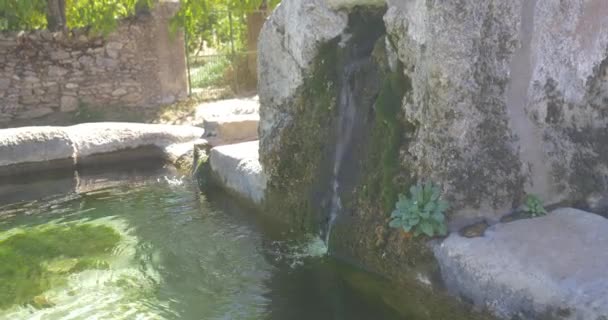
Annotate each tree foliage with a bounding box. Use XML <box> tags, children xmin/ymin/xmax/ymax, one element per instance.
<box><xmin>0</xmin><ymin>0</ymin><xmax>151</xmax><ymax>33</ymax></box>
<box><xmin>172</xmin><ymin>0</ymin><xmax>281</xmax><ymax>54</ymax></box>
<box><xmin>0</xmin><ymin>0</ymin><xmax>48</xmax><ymax>30</ymax></box>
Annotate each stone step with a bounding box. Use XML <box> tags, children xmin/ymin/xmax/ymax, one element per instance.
<box><xmin>208</xmin><ymin>140</ymin><xmax>267</xmax><ymax>205</ymax></box>
<box><xmin>203</xmin><ymin>114</ymin><xmax>259</xmax><ymax>146</ymax></box>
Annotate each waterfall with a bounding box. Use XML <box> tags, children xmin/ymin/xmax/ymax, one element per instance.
<box><xmin>325</xmin><ymin>60</ymin><xmax>364</xmax><ymax>246</ymax></box>
<box><xmin>319</xmin><ymin>9</ymin><xmax>387</xmax><ymax>249</ymax></box>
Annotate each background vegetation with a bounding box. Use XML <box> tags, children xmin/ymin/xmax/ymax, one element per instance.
<box><xmin>0</xmin><ymin>0</ymin><xmax>152</xmax><ymax>33</ymax></box>
<box><xmin>1</xmin><ymin>0</ymin><xmax>280</xmax><ymax>54</ymax></box>
<box><xmin>171</xmin><ymin>0</ymin><xmax>280</xmax><ymax>54</ymax></box>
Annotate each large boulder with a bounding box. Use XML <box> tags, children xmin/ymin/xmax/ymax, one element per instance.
<box><xmin>258</xmin><ymin>0</ymin><xmax>608</xmax><ymax>318</ymax></box>
<box><xmin>434</xmin><ymin>208</ymin><xmax>608</xmax><ymax>320</ymax></box>
<box><xmin>258</xmin><ymin>0</ymin><xmax>348</xmax><ymax>158</ymax></box>
<box><xmin>259</xmin><ymin>0</ymin><xmax>608</xmax><ymax>227</ymax></box>
<box><xmin>382</xmin><ymin>0</ymin><xmax>608</xmax><ymax>225</ymax></box>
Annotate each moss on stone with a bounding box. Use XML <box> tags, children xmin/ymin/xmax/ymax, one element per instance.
<box><xmin>263</xmin><ymin>41</ymin><xmax>339</xmax><ymax>231</ymax></box>
<box><xmin>359</xmin><ymin>65</ymin><xmax>412</xmax><ymax>213</ymax></box>
<box><xmin>0</xmin><ymin>223</ymin><xmax>120</xmax><ymax>309</ymax></box>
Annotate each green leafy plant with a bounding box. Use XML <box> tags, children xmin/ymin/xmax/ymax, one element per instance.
<box><xmin>522</xmin><ymin>194</ymin><xmax>546</xmax><ymax>217</ymax></box>
<box><xmin>389</xmin><ymin>182</ymin><xmax>448</xmax><ymax>237</ymax></box>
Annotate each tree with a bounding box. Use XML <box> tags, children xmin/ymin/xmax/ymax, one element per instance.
<box><xmin>172</xmin><ymin>0</ymin><xmax>281</xmax><ymax>54</ymax></box>
<box><xmin>46</xmin><ymin>0</ymin><xmax>66</xmax><ymax>31</ymax></box>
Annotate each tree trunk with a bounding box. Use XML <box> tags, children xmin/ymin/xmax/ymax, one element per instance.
<box><xmin>245</xmin><ymin>6</ymin><xmax>268</xmax><ymax>88</ymax></box>
<box><xmin>46</xmin><ymin>0</ymin><xmax>66</xmax><ymax>31</ymax></box>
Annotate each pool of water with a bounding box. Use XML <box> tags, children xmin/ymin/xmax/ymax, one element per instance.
<box><xmin>0</xmin><ymin>165</ymin><xmax>493</xmax><ymax>320</ymax></box>
<box><xmin>0</xmin><ymin>168</ymin><xmax>416</xmax><ymax>320</ymax></box>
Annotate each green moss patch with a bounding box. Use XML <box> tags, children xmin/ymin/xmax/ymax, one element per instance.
<box><xmin>0</xmin><ymin>223</ymin><xmax>121</xmax><ymax>309</ymax></box>
<box><xmin>358</xmin><ymin>61</ymin><xmax>412</xmax><ymax>214</ymax></box>
<box><xmin>263</xmin><ymin>41</ymin><xmax>339</xmax><ymax>231</ymax></box>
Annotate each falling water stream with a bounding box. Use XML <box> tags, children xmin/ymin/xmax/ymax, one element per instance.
<box><xmin>325</xmin><ymin>59</ymin><xmax>363</xmax><ymax>246</ymax></box>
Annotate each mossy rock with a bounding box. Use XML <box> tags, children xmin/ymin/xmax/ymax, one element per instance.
<box><xmin>263</xmin><ymin>39</ymin><xmax>340</xmax><ymax>231</ymax></box>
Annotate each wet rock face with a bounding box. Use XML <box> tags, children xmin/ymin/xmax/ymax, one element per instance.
<box><xmin>385</xmin><ymin>0</ymin><xmax>608</xmax><ymax>224</ymax></box>
<box><xmin>384</xmin><ymin>0</ymin><xmax>525</xmax><ymax>226</ymax></box>
<box><xmin>257</xmin><ymin>0</ymin><xmax>348</xmax><ymax>164</ymax></box>
<box><xmin>259</xmin><ymin>0</ymin><xmax>608</xmax><ymax>227</ymax></box>
<box><xmin>257</xmin><ymin>0</ymin><xmax>608</xmax><ymax>317</ymax></box>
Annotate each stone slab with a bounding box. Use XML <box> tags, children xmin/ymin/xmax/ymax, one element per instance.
<box><xmin>203</xmin><ymin>114</ymin><xmax>259</xmax><ymax>145</ymax></box>
<box><xmin>0</xmin><ymin>123</ymin><xmax>204</xmax><ymax>176</ymax></box>
<box><xmin>0</xmin><ymin>126</ymin><xmax>75</xmax><ymax>167</ymax></box>
<box><xmin>65</xmin><ymin>122</ymin><xmax>204</xmax><ymax>159</ymax></box>
<box><xmin>209</xmin><ymin>141</ymin><xmax>267</xmax><ymax>205</ymax></box>
<box><xmin>434</xmin><ymin>208</ymin><xmax>608</xmax><ymax>320</ymax></box>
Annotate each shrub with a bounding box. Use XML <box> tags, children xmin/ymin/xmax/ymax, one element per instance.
<box><xmin>389</xmin><ymin>182</ymin><xmax>448</xmax><ymax>237</ymax></box>
<box><xmin>522</xmin><ymin>194</ymin><xmax>547</xmax><ymax>217</ymax></box>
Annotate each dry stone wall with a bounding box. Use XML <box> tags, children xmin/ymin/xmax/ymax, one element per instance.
<box><xmin>0</xmin><ymin>2</ymin><xmax>187</xmax><ymax>126</ymax></box>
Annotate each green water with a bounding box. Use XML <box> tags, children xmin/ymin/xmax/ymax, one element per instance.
<box><xmin>0</xmin><ymin>172</ymin><xmax>412</xmax><ymax>320</ymax></box>
<box><xmin>0</xmin><ymin>169</ymin><xmax>491</xmax><ymax>320</ymax></box>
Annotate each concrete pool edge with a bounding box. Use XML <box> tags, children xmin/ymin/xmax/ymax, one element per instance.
<box><xmin>0</xmin><ymin>123</ymin><xmax>206</xmax><ymax>176</ymax></box>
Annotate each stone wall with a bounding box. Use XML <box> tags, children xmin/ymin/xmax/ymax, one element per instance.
<box><xmin>0</xmin><ymin>2</ymin><xmax>188</xmax><ymax>125</ymax></box>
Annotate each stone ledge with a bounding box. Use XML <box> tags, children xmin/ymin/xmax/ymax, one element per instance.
<box><xmin>208</xmin><ymin>141</ymin><xmax>267</xmax><ymax>205</ymax></box>
<box><xmin>0</xmin><ymin>123</ymin><xmax>205</xmax><ymax>176</ymax></box>
<box><xmin>434</xmin><ymin>208</ymin><xmax>608</xmax><ymax>320</ymax></box>
<box><xmin>203</xmin><ymin>114</ymin><xmax>259</xmax><ymax>146</ymax></box>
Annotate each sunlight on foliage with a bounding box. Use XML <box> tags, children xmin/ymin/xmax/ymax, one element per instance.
<box><xmin>172</xmin><ymin>0</ymin><xmax>281</xmax><ymax>54</ymax></box>
<box><xmin>0</xmin><ymin>0</ymin><xmax>151</xmax><ymax>33</ymax></box>
<box><xmin>66</xmin><ymin>0</ymin><xmax>152</xmax><ymax>34</ymax></box>
<box><xmin>0</xmin><ymin>0</ymin><xmax>47</xmax><ymax>30</ymax></box>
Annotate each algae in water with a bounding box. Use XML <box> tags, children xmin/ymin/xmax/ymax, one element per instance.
<box><xmin>0</xmin><ymin>223</ymin><xmax>121</xmax><ymax>309</ymax></box>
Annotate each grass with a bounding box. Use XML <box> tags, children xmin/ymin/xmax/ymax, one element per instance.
<box><xmin>0</xmin><ymin>223</ymin><xmax>121</xmax><ymax>309</ymax></box>
<box><xmin>190</xmin><ymin>56</ymin><xmax>231</xmax><ymax>89</ymax></box>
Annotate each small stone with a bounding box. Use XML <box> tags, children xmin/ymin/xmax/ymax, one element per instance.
<box><xmin>459</xmin><ymin>221</ymin><xmax>489</xmax><ymax>238</ymax></box>
<box><xmin>0</xmin><ymin>78</ymin><xmax>10</xmax><ymax>89</ymax></box>
<box><xmin>106</xmin><ymin>49</ymin><xmax>120</xmax><ymax>59</ymax></box>
<box><xmin>50</xmin><ymin>50</ymin><xmax>70</xmax><ymax>60</ymax></box>
<box><xmin>96</xmin><ymin>57</ymin><xmax>118</xmax><ymax>68</ymax></box>
<box><xmin>48</xmin><ymin>66</ymin><xmax>69</xmax><ymax>77</ymax></box>
<box><xmin>111</xmin><ymin>88</ymin><xmax>127</xmax><ymax>96</ymax></box>
<box><xmin>17</xmin><ymin>107</ymin><xmax>53</xmax><ymax>119</ymax></box>
<box><xmin>20</xmin><ymin>96</ymin><xmax>40</xmax><ymax>105</ymax></box>
<box><xmin>122</xmin><ymin>92</ymin><xmax>141</xmax><ymax>102</ymax></box>
<box><xmin>60</xmin><ymin>96</ymin><xmax>79</xmax><ymax>112</ymax></box>
<box><xmin>65</xmin><ymin>83</ymin><xmax>79</xmax><ymax>89</ymax></box>
<box><xmin>106</xmin><ymin>41</ymin><xmax>123</xmax><ymax>51</ymax></box>
<box><xmin>78</xmin><ymin>55</ymin><xmax>94</xmax><ymax>67</ymax></box>
<box><xmin>24</xmin><ymin>76</ymin><xmax>40</xmax><ymax>83</ymax></box>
